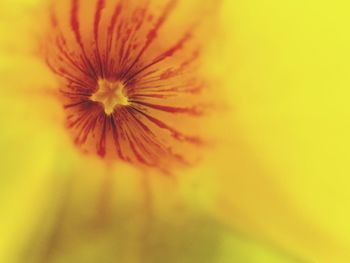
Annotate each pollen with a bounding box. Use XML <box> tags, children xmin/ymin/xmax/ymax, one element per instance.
<box><xmin>90</xmin><ymin>79</ymin><xmax>129</xmax><ymax>115</ymax></box>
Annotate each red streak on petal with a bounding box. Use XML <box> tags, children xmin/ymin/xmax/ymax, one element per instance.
<box><xmin>97</xmin><ymin>115</ymin><xmax>107</xmax><ymax>157</ymax></box>
<box><xmin>94</xmin><ymin>0</ymin><xmax>106</xmax><ymax>41</ymax></box>
<box><xmin>105</xmin><ymin>2</ymin><xmax>123</xmax><ymax>73</ymax></box>
<box><xmin>93</xmin><ymin>0</ymin><xmax>106</xmax><ymax>77</ymax></box>
<box><xmin>70</xmin><ymin>0</ymin><xmax>98</xmax><ymax>78</ymax></box>
<box><xmin>70</xmin><ymin>0</ymin><xmax>83</xmax><ymax>47</ymax></box>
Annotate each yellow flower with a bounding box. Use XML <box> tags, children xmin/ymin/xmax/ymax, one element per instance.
<box><xmin>1</xmin><ymin>0</ymin><xmax>350</xmax><ymax>263</ymax></box>
<box><xmin>42</xmin><ymin>0</ymin><xmax>215</xmax><ymax>173</ymax></box>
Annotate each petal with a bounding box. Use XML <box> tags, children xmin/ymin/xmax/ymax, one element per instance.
<box><xmin>209</xmin><ymin>0</ymin><xmax>350</xmax><ymax>262</ymax></box>
<box><xmin>2</xmin><ymin>0</ymin><xmax>350</xmax><ymax>262</ymax></box>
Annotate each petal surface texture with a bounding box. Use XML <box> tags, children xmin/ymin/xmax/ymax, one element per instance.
<box><xmin>0</xmin><ymin>0</ymin><xmax>350</xmax><ymax>263</ymax></box>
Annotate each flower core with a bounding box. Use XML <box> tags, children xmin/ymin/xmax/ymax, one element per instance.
<box><xmin>43</xmin><ymin>0</ymin><xmax>211</xmax><ymax>171</ymax></box>
<box><xmin>90</xmin><ymin>79</ymin><xmax>129</xmax><ymax>115</ymax></box>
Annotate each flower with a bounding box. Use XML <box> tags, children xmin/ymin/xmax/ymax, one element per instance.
<box><xmin>43</xmin><ymin>0</ymin><xmax>212</xmax><ymax>173</ymax></box>
<box><xmin>1</xmin><ymin>0</ymin><xmax>350</xmax><ymax>263</ymax></box>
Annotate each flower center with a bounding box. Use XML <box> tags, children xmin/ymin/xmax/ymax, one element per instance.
<box><xmin>90</xmin><ymin>79</ymin><xmax>129</xmax><ymax>115</ymax></box>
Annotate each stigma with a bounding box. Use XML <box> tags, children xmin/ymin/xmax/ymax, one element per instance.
<box><xmin>90</xmin><ymin>80</ymin><xmax>129</xmax><ymax>115</ymax></box>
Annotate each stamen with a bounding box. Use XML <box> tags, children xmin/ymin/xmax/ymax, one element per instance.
<box><xmin>90</xmin><ymin>79</ymin><xmax>129</xmax><ymax>115</ymax></box>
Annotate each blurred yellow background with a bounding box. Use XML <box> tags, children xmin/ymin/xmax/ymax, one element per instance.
<box><xmin>0</xmin><ymin>0</ymin><xmax>350</xmax><ymax>262</ymax></box>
